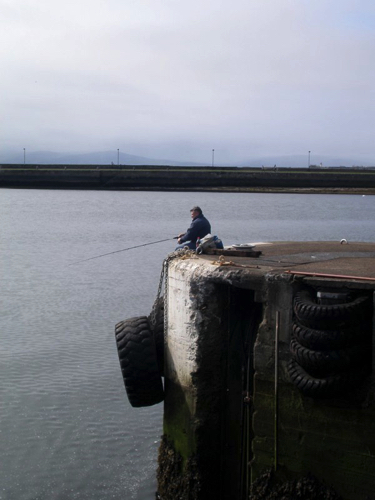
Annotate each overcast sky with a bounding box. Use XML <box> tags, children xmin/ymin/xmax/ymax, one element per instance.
<box><xmin>1</xmin><ymin>0</ymin><xmax>374</xmax><ymax>163</ymax></box>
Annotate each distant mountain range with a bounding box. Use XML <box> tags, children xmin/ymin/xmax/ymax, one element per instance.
<box><xmin>0</xmin><ymin>150</ymin><xmax>374</xmax><ymax>168</ymax></box>
<box><xmin>0</xmin><ymin>150</ymin><xmax>203</xmax><ymax>167</ymax></box>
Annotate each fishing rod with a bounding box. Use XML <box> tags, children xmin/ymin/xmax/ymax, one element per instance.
<box><xmin>69</xmin><ymin>237</ymin><xmax>178</xmax><ymax>265</ymax></box>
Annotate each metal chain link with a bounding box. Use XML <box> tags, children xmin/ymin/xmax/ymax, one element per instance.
<box><xmin>149</xmin><ymin>260</ymin><xmax>166</xmax><ymax>327</ymax></box>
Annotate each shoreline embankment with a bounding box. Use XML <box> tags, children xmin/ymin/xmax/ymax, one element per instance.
<box><xmin>1</xmin><ymin>165</ymin><xmax>375</xmax><ymax>194</ymax></box>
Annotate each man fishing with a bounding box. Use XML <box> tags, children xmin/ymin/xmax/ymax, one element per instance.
<box><xmin>70</xmin><ymin>206</ymin><xmax>212</xmax><ymax>265</ymax></box>
<box><xmin>175</xmin><ymin>206</ymin><xmax>211</xmax><ymax>250</ymax></box>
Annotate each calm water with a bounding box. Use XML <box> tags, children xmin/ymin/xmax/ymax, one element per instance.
<box><xmin>1</xmin><ymin>189</ymin><xmax>374</xmax><ymax>500</ymax></box>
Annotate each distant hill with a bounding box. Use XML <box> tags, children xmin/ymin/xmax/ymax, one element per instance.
<box><xmin>0</xmin><ymin>150</ymin><xmax>204</xmax><ymax>167</ymax></box>
<box><xmin>1</xmin><ymin>150</ymin><xmax>374</xmax><ymax>168</ymax></box>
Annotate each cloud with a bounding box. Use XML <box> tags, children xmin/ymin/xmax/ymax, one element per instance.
<box><xmin>0</xmin><ymin>0</ymin><xmax>374</xmax><ymax>161</ymax></box>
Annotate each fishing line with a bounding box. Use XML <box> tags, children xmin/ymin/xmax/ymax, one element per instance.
<box><xmin>69</xmin><ymin>237</ymin><xmax>177</xmax><ymax>265</ymax></box>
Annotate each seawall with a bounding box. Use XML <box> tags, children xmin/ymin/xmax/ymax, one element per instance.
<box><xmin>1</xmin><ymin>165</ymin><xmax>375</xmax><ymax>193</ymax></box>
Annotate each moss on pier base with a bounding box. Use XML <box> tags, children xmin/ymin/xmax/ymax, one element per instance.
<box><xmin>156</xmin><ymin>435</ymin><xmax>200</xmax><ymax>500</ymax></box>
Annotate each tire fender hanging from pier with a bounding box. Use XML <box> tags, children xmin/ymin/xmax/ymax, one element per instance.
<box><xmin>293</xmin><ymin>290</ymin><xmax>369</xmax><ymax>329</ymax></box>
<box><xmin>292</xmin><ymin>320</ymin><xmax>367</xmax><ymax>350</ymax></box>
<box><xmin>288</xmin><ymin>288</ymin><xmax>371</xmax><ymax>398</ymax></box>
<box><xmin>115</xmin><ymin>316</ymin><xmax>164</xmax><ymax>407</ymax></box>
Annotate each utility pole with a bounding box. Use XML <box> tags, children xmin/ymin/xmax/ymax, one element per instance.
<box><xmin>308</xmin><ymin>150</ymin><xmax>311</xmax><ymax>167</ymax></box>
<box><xmin>23</xmin><ymin>148</ymin><xmax>26</xmax><ymax>165</ymax></box>
<box><xmin>117</xmin><ymin>149</ymin><xmax>119</xmax><ymax>166</ymax></box>
<box><xmin>212</xmin><ymin>149</ymin><xmax>215</xmax><ymax>167</ymax></box>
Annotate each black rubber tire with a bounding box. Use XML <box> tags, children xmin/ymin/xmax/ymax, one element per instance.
<box><xmin>115</xmin><ymin>316</ymin><xmax>164</xmax><ymax>407</ymax></box>
<box><xmin>149</xmin><ymin>298</ymin><xmax>165</xmax><ymax>377</ymax></box>
<box><xmin>290</xmin><ymin>338</ymin><xmax>366</xmax><ymax>375</ymax></box>
<box><xmin>292</xmin><ymin>320</ymin><xmax>367</xmax><ymax>350</ymax></box>
<box><xmin>287</xmin><ymin>359</ymin><xmax>363</xmax><ymax>398</ymax></box>
<box><xmin>294</xmin><ymin>290</ymin><xmax>369</xmax><ymax>329</ymax></box>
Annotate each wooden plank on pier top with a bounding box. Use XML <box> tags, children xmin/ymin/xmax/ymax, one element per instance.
<box><xmin>205</xmin><ymin>248</ymin><xmax>262</xmax><ymax>258</ymax></box>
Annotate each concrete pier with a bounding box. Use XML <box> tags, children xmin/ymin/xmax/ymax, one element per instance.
<box><xmin>157</xmin><ymin>242</ymin><xmax>375</xmax><ymax>500</ymax></box>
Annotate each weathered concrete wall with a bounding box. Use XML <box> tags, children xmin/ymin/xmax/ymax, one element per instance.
<box><xmin>160</xmin><ymin>259</ymin><xmax>229</xmax><ymax>499</ymax></box>
<box><xmin>158</xmin><ymin>249</ymin><xmax>375</xmax><ymax>500</ymax></box>
<box><xmin>251</xmin><ymin>275</ymin><xmax>375</xmax><ymax>500</ymax></box>
<box><xmin>158</xmin><ymin>258</ymin><xmax>265</xmax><ymax>499</ymax></box>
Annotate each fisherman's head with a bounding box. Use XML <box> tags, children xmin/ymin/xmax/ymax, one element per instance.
<box><xmin>190</xmin><ymin>206</ymin><xmax>202</xmax><ymax>219</ymax></box>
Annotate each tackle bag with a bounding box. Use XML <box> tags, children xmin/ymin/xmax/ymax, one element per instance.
<box><xmin>196</xmin><ymin>234</ymin><xmax>224</xmax><ymax>254</ymax></box>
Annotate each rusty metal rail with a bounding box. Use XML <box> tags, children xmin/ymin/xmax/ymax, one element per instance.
<box><xmin>285</xmin><ymin>270</ymin><xmax>375</xmax><ymax>281</ymax></box>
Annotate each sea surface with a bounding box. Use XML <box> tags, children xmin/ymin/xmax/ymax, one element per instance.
<box><xmin>1</xmin><ymin>189</ymin><xmax>374</xmax><ymax>500</ymax></box>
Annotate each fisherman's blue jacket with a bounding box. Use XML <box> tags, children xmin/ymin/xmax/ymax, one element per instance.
<box><xmin>179</xmin><ymin>213</ymin><xmax>211</xmax><ymax>245</ymax></box>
